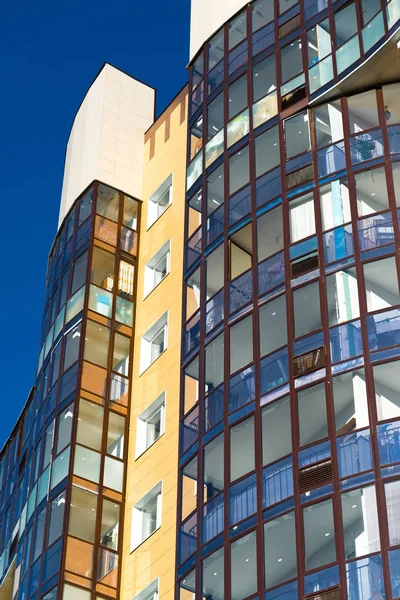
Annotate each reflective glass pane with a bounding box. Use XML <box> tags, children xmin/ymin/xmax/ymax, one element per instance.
<box><xmin>264</xmin><ymin>512</ymin><xmax>297</xmax><ymax>588</ymax></box>
<box><xmin>341</xmin><ymin>486</ymin><xmax>380</xmax><ymax>558</ymax></box>
<box><xmin>303</xmin><ymin>499</ymin><xmax>336</xmax><ymax>570</ymax></box>
<box><xmin>231</xmin><ymin>531</ymin><xmax>257</xmax><ymax>600</ymax></box>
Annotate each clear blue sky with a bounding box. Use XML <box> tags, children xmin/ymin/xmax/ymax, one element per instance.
<box><xmin>0</xmin><ymin>0</ymin><xmax>190</xmax><ymax>444</ymax></box>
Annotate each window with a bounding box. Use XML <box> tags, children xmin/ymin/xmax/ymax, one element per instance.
<box><xmin>231</xmin><ymin>531</ymin><xmax>257</xmax><ymax>600</ymax></box>
<box><xmin>385</xmin><ymin>480</ymin><xmax>400</xmax><ymax>546</ymax></box>
<box><xmin>229</xmin><ymin>74</ymin><xmax>248</xmax><ymax>119</ymax></box>
<box><xmin>255</xmin><ymin>126</ymin><xmax>279</xmax><ymax>177</ymax></box>
<box><xmin>203</xmin><ymin>547</ymin><xmax>224</xmax><ymax>599</ymax></box>
<box><xmin>307</xmin><ymin>20</ymin><xmax>331</xmax><ymax>68</ymax></box>
<box><xmin>264</xmin><ymin>512</ymin><xmax>297</xmax><ymax>588</ymax></box>
<box><xmin>257</xmin><ymin>205</ymin><xmax>283</xmax><ymax>261</ymax></box>
<box><xmin>326</xmin><ymin>267</ymin><xmax>360</xmax><ymax>326</ymax></box>
<box><xmin>253</xmin><ymin>55</ymin><xmax>276</xmax><ymax>103</ymax></box>
<box><xmin>373</xmin><ymin>360</ymin><xmax>400</xmax><ymax>421</ymax></box>
<box><xmin>335</xmin><ymin>2</ymin><xmax>358</xmax><ymax>46</ymax></box>
<box><xmin>136</xmin><ymin>392</ymin><xmax>166</xmax><ymax>457</ymax></box>
<box><xmin>298</xmin><ymin>382</ymin><xmax>328</xmax><ymax>446</ymax></box>
<box><xmin>205</xmin><ymin>333</ymin><xmax>224</xmax><ymax>393</ymax></box>
<box><xmin>147</xmin><ymin>175</ymin><xmax>172</xmax><ymax>228</ymax></box>
<box><xmin>332</xmin><ymin>368</ymin><xmax>369</xmax><ymax>435</ymax></box>
<box><xmin>289</xmin><ymin>191</ymin><xmax>315</xmax><ymax>243</ymax></box>
<box><xmin>259</xmin><ymin>294</ymin><xmax>287</xmax><ymax>357</ymax></box>
<box><xmin>68</xmin><ymin>486</ymin><xmax>97</xmax><ymax>543</ymax></box>
<box><xmin>355</xmin><ymin>167</ymin><xmax>388</xmax><ymax>216</ymax></box>
<box><xmin>207</xmin><ymin>93</ymin><xmax>224</xmax><ymax>140</ymax></box>
<box><xmin>229</xmin><ymin>146</ymin><xmax>250</xmax><ymax>195</ymax></box>
<box><xmin>132</xmin><ymin>579</ymin><xmax>159</xmax><ymax>600</ymax></box>
<box><xmin>281</xmin><ymin>38</ymin><xmax>303</xmax><ymax>83</ymax></box>
<box><xmin>363</xmin><ymin>256</ymin><xmax>400</xmax><ymax>313</ymax></box>
<box><xmin>204</xmin><ymin>434</ymin><xmax>224</xmax><ymax>501</ymax></box>
<box><xmin>314</xmin><ymin>101</ymin><xmax>343</xmax><ymax>148</ymax></box>
<box><xmin>303</xmin><ymin>499</ymin><xmax>336</xmax><ymax>570</ymax></box>
<box><xmin>144</xmin><ymin>240</ymin><xmax>171</xmax><ymax>297</ymax></box>
<box><xmin>341</xmin><ymin>486</ymin><xmax>380</xmax><ymax>558</ymax></box>
<box><xmin>319</xmin><ymin>177</ymin><xmax>350</xmax><ymax>230</ymax></box>
<box><xmin>293</xmin><ymin>281</ymin><xmax>321</xmax><ymax>338</ymax></box>
<box><xmin>230</xmin><ymin>315</ymin><xmax>253</xmax><ymax>374</ymax></box>
<box><xmin>131</xmin><ymin>482</ymin><xmax>162</xmax><ymax>550</ymax></box>
<box><xmin>262</xmin><ymin>395</ymin><xmax>291</xmax><ymax>465</ymax></box>
<box><xmin>285</xmin><ymin>111</ymin><xmax>310</xmax><ymax>158</ymax></box>
<box><xmin>140</xmin><ymin>312</ymin><xmax>168</xmax><ymax>373</ymax></box>
<box><xmin>252</xmin><ymin>0</ymin><xmax>274</xmax><ymax>30</ymax></box>
<box><xmin>230</xmin><ymin>416</ymin><xmax>255</xmax><ymax>481</ymax></box>
<box><xmin>348</xmin><ymin>90</ymin><xmax>379</xmax><ymax>134</ymax></box>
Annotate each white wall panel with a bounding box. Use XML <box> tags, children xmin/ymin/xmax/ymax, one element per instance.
<box><xmin>190</xmin><ymin>0</ymin><xmax>248</xmax><ymax>61</ymax></box>
<box><xmin>59</xmin><ymin>64</ymin><xmax>155</xmax><ymax>228</ymax></box>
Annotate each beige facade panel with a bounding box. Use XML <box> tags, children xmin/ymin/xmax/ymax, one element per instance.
<box><xmin>59</xmin><ymin>64</ymin><xmax>155</xmax><ymax>228</ymax></box>
<box><xmin>190</xmin><ymin>0</ymin><xmax>248</xmax><ymax>61</ymax></box>
<box><xmin>121</xmin><ymin>87</ymin><xmax>188</xmax><ymax>600</ymax></box>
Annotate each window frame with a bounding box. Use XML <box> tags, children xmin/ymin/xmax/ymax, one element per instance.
<box><xmin>131</xmin><ymin>482</ymin><xmax>163</xmax><ymax>550</ymax></box>
<box><xmin>140</xmin><ymin>312</ymin><xmax>169</xmax><ymax>374</ymax></box>
<box><xmin>136</xmin><ymin>392</ymin><xmax>166</xmax><ymax>458</ymax></box>
<box><xmin>147</xmin><ymin>175</ymin><xmax>173</xmax><ymax>229</ymax></box>
<box><xmin>131</xmin><ymin>578</ymin><xmax>160</xmax><ymax>600</ymax></box>
<box><xmin>144</xmin><ymin>240</ymin><xmax>171</xmax><ymax>298</ymax></box>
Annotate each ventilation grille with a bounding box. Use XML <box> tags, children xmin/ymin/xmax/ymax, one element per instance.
<box><xmin>291</xmin><ymin>252</ymin><xmax>319</xmax><ymax>278</ymax></box>
<box><xmin>286</xmin><ymin>164</ymin><xmax>313</xmax><ymax>189</ymax></box>
<box><xmin>293</xmin><ymin>346</ymin><xmax>325</xmax><ymax>378</ymax></box>
<box><xmin>279</xmin><ymin>14</ymin><xmax>301</xmax><ymax>39</ymax></box>
<box><xmin>305</xmin><ymin>585</ymin><xmax>341</xmax><ymax>600</ymax></box>
<box><xmin>299</xmin><ymin>459</ymin><xmax>333</xmax><ymax>493</ymax></box>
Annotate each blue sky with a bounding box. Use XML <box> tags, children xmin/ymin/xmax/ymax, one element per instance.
<box><xmin>0</xmin><ymin>0</ymin><xmax>190</xmax><ymax>444</ymax></box>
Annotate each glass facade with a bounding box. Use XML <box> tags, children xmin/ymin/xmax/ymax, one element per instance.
<box><xmin>180</xmin><ymin>0</ymin><xmax>400</xmax><ymax>598</ymax></box>
<box><xmin>0</xmin><ymin>183</ymin><xmax>139</xmax><ymax>599</ymax></box>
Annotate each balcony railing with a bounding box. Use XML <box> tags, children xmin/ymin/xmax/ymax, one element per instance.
<box><xmin>262</xmin><ymin>456</ymin><xmax>293</xmax><ymax>508</ymax></box>
<box><xmin>229</xmin><ymin>269</ymin><xmax>253</xmax><ymax>314</ymax></box>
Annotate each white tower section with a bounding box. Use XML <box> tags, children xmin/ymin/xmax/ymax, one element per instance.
<box><xmin>190</xmin><ymin>0</ymin><xmax>248</xmax><ymax>62</ymax></box>
<box><xmin>59</xmin><ymin>63</ymin><xmax>155</xmax><ymax>228</ymax></box>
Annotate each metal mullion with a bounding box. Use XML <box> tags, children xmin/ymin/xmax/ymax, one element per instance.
<box><xmin>355</xmin><ymin>0</ymin><xmax>366</xmax><ymax>61</ymax></box>
<box><xmin>247</xmin><ymin>2</ymin><xmax>266</xmax><ymax>593</ymax></box>
<box><xmin>380</xmin><ymin>0</ymin><xmax>390</xmax><ymax>34</ymax></box>
<box><xmin>341</xmin><ymin>98</ymin><xmax>391</xmax><ymax>599</ymax></box>
<box><xmin>194</xmin><ymin>35</ymin><xmax>209</xmax><ymax>600</ymax></box>
<box><xmin>309</xmin><ymin>102</ymin><xmax>347</xmax><ymax>599</ymax></box>
<box><xmin>327</xmin><ymin>0</ymin><xmax>339</xmax><ymax>81</ymax></box>
<box><xmin>93</xmin><ymin>191</ymin><xmax>137</xmax><ymax>598</ymax></box>
<box><xmin>298</xmin><ymin>0</ymin><xmax>311</xmax><ymax>99</ymax></box>
<box><xmin>115</xmin><ymin>197</ymin><xmax>143</xmax><ymax>598</ymax></box>
<box><xmin>371</xmin><ymin>86</ymin><xmax>400</xmax><ymax>598</ymax></box>
<box><xmin>278</xmin><ymin>104</ymin><xmax>305</xmax><ymax>597</ymax></box>
<box><xmin>54</xmin><ymin>181</ymin><xmax>98</xmax><ymax>598</ymax></box>
<box><xmin>176</xmin><ymin>89</ymin><xmax>197</xmax><ymax>600</ymax></box>
<box><xmin>275</xmin><ymin>0</ymin><xmax>284</xmax><ymax>114</ymax></box>
<box><xmin>222</xmin><ymin>21</ymin><xmax>231</xmax><ymax>600</ymax></box>
<box><xmin>376</xmin><ymin>87</ymin><xmax>400</xmax><ymax>292</ymax></box>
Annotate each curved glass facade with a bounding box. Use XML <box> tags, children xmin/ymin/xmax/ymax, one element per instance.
<box><xmin>179</xmin><ymin>1</ymin><xmax>400</xmax><ymax>599</ymax></box>
<box><xmin>0</xmin><ymin>182</ymin><xmax>139</xmax><ymax>599</ymax></box>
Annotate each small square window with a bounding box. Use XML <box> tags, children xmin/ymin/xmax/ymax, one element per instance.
<box><xmin>136</xmin><ymin>393</ymin><xmax>166</xmax><ymax>457</ymax></box>
<box><xmin>144</xmin><ymin>240</ymin><xmax>171</xmax><ymax>297</ymax></box>
<box><xmin>140</xmin><ymin>312</ymin><xmax>168</xmax><ymax>373</ymax></box>
<box><xmin>131</xmin><ymin>483</ymin><xmax>162</xmax><ymax>550</ymax></box>
<box><xmin>147</xmin><ymin>175</ymin><xmax>172</xmax><ymax>228</ymax></box>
